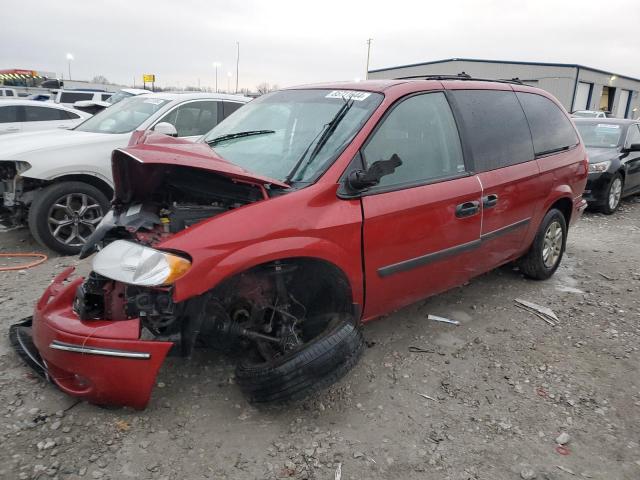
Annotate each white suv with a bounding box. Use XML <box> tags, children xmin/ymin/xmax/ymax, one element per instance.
<box><xmin>0</xmin><ymin>100</ymin><xmax>90</xmax><ymax>135</ymax></box>
<box><xmin>0</xmin><ymin>92</ymin><xmax>250</xmax><ymax>254</ymax></box>
<box><xmin>55</xmin><ymin>90</ymin><xmax>114</xmax><ymax>107</ymax></box>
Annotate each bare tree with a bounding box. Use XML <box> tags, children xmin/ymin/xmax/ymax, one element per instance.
<box><xmin>91</xmin><ymin>75</ymin><xmax>110</xmax><ymax>84</ymax></box>
<box><xmin>256</xmin><ymin>82</ymin><xmax>279</xmax><ymax>95</ymax></box>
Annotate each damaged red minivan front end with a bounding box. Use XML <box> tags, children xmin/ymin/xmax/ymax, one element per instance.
<box><xmin>11</xmin><ymin>134</ymin><xmax>297</xmax><ymax>409</ymax></box>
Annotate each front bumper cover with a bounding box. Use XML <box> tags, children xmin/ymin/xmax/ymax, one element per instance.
<box><xmin>10</xmin><ymin>267</ymin><xmax>173</xmax><ymax>410</ymax></box>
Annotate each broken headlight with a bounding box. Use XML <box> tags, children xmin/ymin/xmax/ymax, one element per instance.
<box><xmin>92</xmin><ymin>240</ymin><xmax>191</xmax><ymax>286</ymax></box>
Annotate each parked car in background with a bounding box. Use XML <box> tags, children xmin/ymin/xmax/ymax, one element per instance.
<box><xmin>0</xmin><ymin>100</ymin><xmax>91</xmax><ymax>135</ymax></box>
<box><xmin>574</xmin><ymin>118</ymin><xmax>640</xmax><ymax>213</ymax></box>
<box><xmin>26</xmin><ymin>93</ymin><xmax>53</xmax><ymax>102</ymax></box>
<box><xmin>73</xmin><ymin>88</ymin><xmax>151</xmax><ymax>115</ymax></box>
<box><xmin>9</xmin><ymin>78</ymin><xmax>588</xmax><ymax>409</ymax></box>
<box><xmin>572</xmin><ymin>110</ymin><xmax>609</xmax><ymax>119</ymax></box>
<box><xmin>0</xmin><ymin>92</ymin><xmax>250</xmax><ymax>254</ymax></box>
<box><xmin>0</xmin><ymin>87</ymin><xmax>19</xmax><ymax>99</ymax></box>
<box><xmin>55</xmin><ymin>90</ymin><xmax>113</xmax><ymax>107</ymax></box>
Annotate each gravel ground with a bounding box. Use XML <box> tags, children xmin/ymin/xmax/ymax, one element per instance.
<box><xmin>0</xmin><ymin>198</ymin><xmax>639</xmax><ymax>480</ymax></box>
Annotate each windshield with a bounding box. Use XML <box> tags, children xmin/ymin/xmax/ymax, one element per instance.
<box><xmin>75</xmin><ymin>96</ymin><xmax>169</xmax><ymax>134</ymax></box>
<box><xmin>575</xmin><ymin>122</ymin><xmax>622</xmax><ymax>148</ymax></box>
<box><xmin>106</xmin><ymin>90</ymin><xmax>135</xmax><ymax>105</ymax></box>
<box><xmin>202</xmin><ymin>89</ymin><xmax>383</xmax><ymax>183</ymax></box>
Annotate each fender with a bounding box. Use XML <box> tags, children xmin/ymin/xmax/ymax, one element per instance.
<box><xmin>39</xmin><ymin>170</ymin><xmax>114</xmax><ymax>188</ymax></box>
<box><xmin>172</xmin><ymin>235</ymin><xmax>363</xmax><ymax>307</ymax></box>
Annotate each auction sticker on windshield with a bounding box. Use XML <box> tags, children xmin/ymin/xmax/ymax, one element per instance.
<box><xmin>144</xmin><ymin>99</ymin><xmax>165</xmax><ymax>105</ymax></box>
<box><xmin>325</xmin><ymin>90</ymin><xmax>371</xmax><ymax>101</ymax></box>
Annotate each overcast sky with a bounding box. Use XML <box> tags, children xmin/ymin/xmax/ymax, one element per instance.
<box><xmin>2</xmin><ymin>0</ymin><xmax>639</xmax><ymax>90</ymax></box>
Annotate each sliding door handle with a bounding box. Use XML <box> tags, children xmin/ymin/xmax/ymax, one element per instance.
<box><xmin>482</xmin><ymin>194</ymin><xmax>499</xmax><ymax>208</ymax></box>
<box><xmin>455</xmin><ymin>200</ymin><xmax>480</xmax><ymax>218</ymax></box>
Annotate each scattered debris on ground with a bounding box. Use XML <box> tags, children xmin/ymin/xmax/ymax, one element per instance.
<box><xmin>1</xmin><ymin>200</ymin><xmax>639</xmax><ymax>479</ymax></box>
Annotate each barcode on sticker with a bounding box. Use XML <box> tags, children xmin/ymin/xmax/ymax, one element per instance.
<box><xmin>325</xmin><ymin>90</ymin><xmax>371</xmax><ymax>101</ymax></box>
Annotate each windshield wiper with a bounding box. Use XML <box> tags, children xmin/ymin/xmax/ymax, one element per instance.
<box><xmin>207</xmin><ymin>130</ymin><xmax>275</xmax><ymax>147</ymax></box>
<box><xmin>284</xmin><ymin>98</ymin><xmax>355</xmax><ymax>184</ymax></box>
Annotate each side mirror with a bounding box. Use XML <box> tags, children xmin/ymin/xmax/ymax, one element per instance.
<box><xmin>625</xmin><ymin>143</ymin><xmax>640</xmax><ymax>152</ymax></box>
<box><xmin>347</xmin><ymin>154</ymin><xmax>403</xmax><ymax>191</ymax></box>
<box><xmin>154</xmin><ymin>122</ymin><xmax>178</xmax><ymax>137</ymax></box>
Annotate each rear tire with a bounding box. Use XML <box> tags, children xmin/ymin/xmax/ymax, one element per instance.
<box><xmin>28</xmin><ymin>181</ymin><xmax>109</xmax><ymax>255</ymax></box>
<box><xmin>235</xmin><ymin>314</ymin><xmax>365</xmax><ymax>403</ymax></box>
<box><xmin>600</xmin><ymin>173</ymin><xmax>623</xmax><ymax>215</ymax></box>
<box><xmin>518</xmin><ymin>208</ymin><xmax>567</xmax><ymax>280</ymax></box>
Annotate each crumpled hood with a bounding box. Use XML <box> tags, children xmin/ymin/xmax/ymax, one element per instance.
<box><xmin>114</xmin><ymin>133</ymin><xmax>289</xmax><ymax>192</ymax></box>
<box><xmin>585</xmin><ymin>147</ymin><xmax>619</xmax><ymax>164</ymax></box>
<box><xmin>0</xmin><ymin>129</ymin><xmax>123</xmax><ymax>160</ymax></box>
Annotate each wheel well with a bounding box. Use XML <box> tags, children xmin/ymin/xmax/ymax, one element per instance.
<box><xmin>549</xmin><ymin>197</ymin><xmax>572</xmax><ymax>225</ymax></box>
<box><xmin>213</xmin><ymin>257</ymin><xmax>354</xmax><ymax>318</ymax></box>
<box><xmin>53</xmin><ymin>175</ymin><xmax>114</xmax><ymax>201</ymax></box>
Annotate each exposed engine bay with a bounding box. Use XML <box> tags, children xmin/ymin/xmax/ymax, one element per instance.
<box><xmin>79</xmin><ymin>164</ymin><xmax>265</xmax><ymax>258</ymax></box>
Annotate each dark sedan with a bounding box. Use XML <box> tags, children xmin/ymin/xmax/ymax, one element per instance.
<box><xmin>574</xmin><ymin>118</ymin><xmax>640</xmax><ymax>214</ymax></box>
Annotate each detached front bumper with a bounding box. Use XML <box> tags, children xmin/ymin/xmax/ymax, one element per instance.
<box><xmin>10</xmin><ymin>268</ymin><xmax>173</xmax><ymax>410</ymax></box>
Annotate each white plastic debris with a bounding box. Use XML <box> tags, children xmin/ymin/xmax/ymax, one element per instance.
<box><xmin>427</xmin><ymin>314</ymin><xmax>460</xmax><ymax>326</ymax></box>
<box><xmin>514</xmin><ymin>299</ymin><xmax>558</xmax><ymax>326</ymax></box>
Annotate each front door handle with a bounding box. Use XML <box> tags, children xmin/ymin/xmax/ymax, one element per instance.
<box><xmin>482</xmin><ymin>193</ymin><xmax>499</xmax><ymax>208</ymax></box>
<box><xmin>455</xmin><ymin>200</ymin><xmax>480</xmax><ymax>218</ymax></box>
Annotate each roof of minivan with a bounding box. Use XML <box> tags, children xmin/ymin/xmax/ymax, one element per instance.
<box><xmin>286</xmin><ymin>78</ymin><xmax>533</xmax><ymax>94</ymax></box>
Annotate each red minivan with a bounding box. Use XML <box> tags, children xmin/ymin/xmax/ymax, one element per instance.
<box><xmin>11</xmin><ymin>76</ymin><xmax>588</xmax><ymax>409</ymax></box>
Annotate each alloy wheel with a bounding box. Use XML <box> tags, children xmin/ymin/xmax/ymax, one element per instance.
<box><xmin>608</xmin><ymin>177</ymin><xmax>622</xmax><ymax>211</ymax></box>
<box><xmin>47</xmin><ymin>193</ymin><xmax>104</xmax><ymax>246</ymax></box>
<box><xmin>542</xmin><ymin>220</ymin><xmax>563</xmax><ymax>269</ymax></box>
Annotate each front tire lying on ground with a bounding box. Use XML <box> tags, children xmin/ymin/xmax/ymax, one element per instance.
<box><xmin>28</xmin><ymin>181</ymin><xmax>109</xmax><ymax>255</ymax></box>
<box><xmin>236</xmin><ymin>313</ymin><xmax>365</xmax><ymax>403</ymax></box>
<box><xmin>518</xmin><ymin>208</ymin><xmax>567</xmax><ymax>280</ymax></box>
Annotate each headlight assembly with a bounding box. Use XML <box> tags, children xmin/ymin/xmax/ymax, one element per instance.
<box><xmin>588</xmin><ymin>161</ymin><xmax>610</xmax><ymax>173</ymax></box>
<box><xmin>92</xmin><ymin>240</ymin><xmax>191</xmax><ymax>286</ymax></box>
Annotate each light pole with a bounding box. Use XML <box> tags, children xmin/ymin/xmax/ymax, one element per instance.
<box><xmin>365</xmin><ymin>39</ymin><xmax>372</xmax><ymax>80</ymax></box>
<box><xmin>235</xmin><ymin>41</ymin><xmax>239</xmax><ymax>93</ymax></box>
<box><xmin>227</xmin><ymin>71</ymin><xmax>232</xmax><ymax>93</ymax></box>
<box><xmin>66</xmin><ymin>53</ymin><xmax>74</xmax><ymax>80</ymax></box>
<box><xmin>212</xmin><ymin>62</ymin><xmax>221</xmax><ymax>93</ymax></box>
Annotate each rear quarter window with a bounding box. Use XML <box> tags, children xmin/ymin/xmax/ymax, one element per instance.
<box><xmin>516</xmin><ymin>92</ymin><xmax>578</xmax><ymax>155</ymax></box>
<box><xmin>223</xmin><ymin>101</ymin><xmax>244</xmax><ymax>119</ymax></box>
<box><xmin>450</xmin><ymin>90</ymin><xmax>534</xmax><ymax>172</ymax></box>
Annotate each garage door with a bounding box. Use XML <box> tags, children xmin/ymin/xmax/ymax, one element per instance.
<box><xmin>616</xmin><ymin>90</ymin><xmax>630</xmax><ymax>118</ymax></box>
<box><xmin>574</xmin><ymin>82</ymin><xmax>592</xmax><ymax>111</ymax></box>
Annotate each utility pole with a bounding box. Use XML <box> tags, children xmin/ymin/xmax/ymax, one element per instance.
<box><xmin>235</xmin><ymin>41</ymin><xmax>240</xmax><ymax>93</ymax></box>
<box><xmin>66</xmin><ymin>53</ymin><xmax>74</xmax><ymax>81</ymax></box>
<box><xmin>213</xmin><ymin>62</ymin><xmax>220</xmax><ymax>93</ymax></box>
<box><xmin>365</xmin><ymin>38</ymin><xmax>372</xmax><ymax>80</ymax></box>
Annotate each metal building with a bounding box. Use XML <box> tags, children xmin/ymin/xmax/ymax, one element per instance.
<box><xmin>368</xmin><ymin>58</ymin><xmax>640</xmax><ymax>119</ymax></box>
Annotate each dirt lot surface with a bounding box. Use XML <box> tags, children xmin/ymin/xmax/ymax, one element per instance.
<box><xmin>1</xmin><ymin>199</ymin><xmax>639</xmax><ymax>480</ymax></box>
